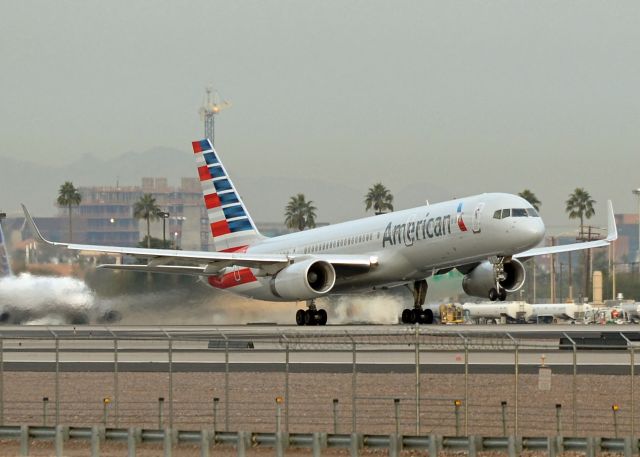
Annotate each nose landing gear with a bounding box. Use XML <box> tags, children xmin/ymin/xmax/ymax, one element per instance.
<box><xmin>401</xmin><ymin>280</ymin><xmax>434</xmax><ymax>324</ymax></box>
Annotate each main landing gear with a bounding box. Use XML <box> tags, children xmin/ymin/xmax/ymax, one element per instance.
<box><xmin>295</xmin><ymin>300</ymin><xmax>328</xmax><ymax>326</ymax></box>
<box><xmin>401</xmin><ymin>280</ymin><xmax>434</xmax><ymax>324</ymax></box>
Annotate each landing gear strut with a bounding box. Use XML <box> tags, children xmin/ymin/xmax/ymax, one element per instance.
<box><xmin>401</xmin><ymin>280</ymin><xmax>434</xmax><ymax>325</ymax></box>
<box><xmin>295</xmin><ymin>300</ymin><xmax>328</xmax><ymax>326</ymax></box>
<box><xmin>489</xmin><ymin>257</ymin><xmax>508</xmax><ymax>302</ymax></box>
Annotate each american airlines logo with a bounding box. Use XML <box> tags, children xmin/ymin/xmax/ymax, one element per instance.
<box><xmin>382</xmin><ymin>213</ymin><xmax>452</xmax><ymax>248</ymax></box>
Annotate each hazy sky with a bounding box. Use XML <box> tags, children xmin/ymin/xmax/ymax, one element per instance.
<box><xmin>1</xmin><ymin>1</ymin><xmax>639</xmax><ymax>229</ymax></box>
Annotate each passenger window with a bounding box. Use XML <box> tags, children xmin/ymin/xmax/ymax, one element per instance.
<box><xmin>493</xmin><ymin>210</ymin><xmax>502</xmax><ymax>219</ymax></box>
<box><xmin>501</xmin><ymin>209</ymin><xmax>511</xmax><ymax>218</ymax></box>
<box><xmin>512</xmin><ymin>208</ymin><xmax>528</xmax><ymax>217</ymax></box>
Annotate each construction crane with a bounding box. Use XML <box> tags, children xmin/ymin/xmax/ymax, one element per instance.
<box><xmin>199</xmin><ymin>87</ymin><xmax>231</xmax><ymax>146</ymax></box>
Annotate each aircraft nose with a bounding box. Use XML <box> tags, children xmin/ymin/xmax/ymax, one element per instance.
<box><xmin>527</xmin><ymin>218</ymin><xmax>546</xmax><ymax>243</ymax></box>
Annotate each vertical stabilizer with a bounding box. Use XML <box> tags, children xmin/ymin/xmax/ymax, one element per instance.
<box><xmin>192</xmin><ymin>139</ymin><xmax>264</xmax><ymax>252</ymax></box>
<box><xmin>0</xmin><ymin>220</ymin><xmax>12</xmax><ymax>277</ymax></box>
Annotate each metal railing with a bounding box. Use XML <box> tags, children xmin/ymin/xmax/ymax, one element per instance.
<box><xmin>1</xmin><ymin>424</ymin><xmax>639</xmax><ymax>457</ymax></box>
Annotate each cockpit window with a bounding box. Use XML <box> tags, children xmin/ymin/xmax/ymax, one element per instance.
<box><xmin>493</xmin><ymin>210</ymin><xmax>502</xmax><ymax>219</ymax></box>
<box><xmin>512</xmin><ymin>208</ymin><xmax>528</xmax><ymax>217</ymax></box>
<box><xmin>526</xmin><ymin>208</ymin><xmax>539</xmax><ymax>217</ymax></box>
<box><xmin>501</xmin><ymin>208</ymin><xmax>511</xmax><ymax>218</ymax></box>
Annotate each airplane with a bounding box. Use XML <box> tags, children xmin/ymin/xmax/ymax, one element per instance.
<box><xmin>0</xmin><ymin>218</ymin><xmax>12</xmax><ymax>278</ymax></box>
<box><xmin>22</xmin><ymin>138</ymin><xmax>618</xmax><ymax>326</ymax></box>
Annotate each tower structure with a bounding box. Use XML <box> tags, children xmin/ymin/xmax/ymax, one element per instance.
<box><xmin>199</xmin><ymin>87</ymin><xmax>231</xmax><ymax>146</ymax></box>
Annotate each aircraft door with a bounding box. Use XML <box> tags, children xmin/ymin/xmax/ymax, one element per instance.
<box><xmin>472</xmin><ymin>203</ymin><xmax>484</xmax><ymax>234</ymax></box>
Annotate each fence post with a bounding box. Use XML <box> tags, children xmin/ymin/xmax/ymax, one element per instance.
<box><xmin>454</xmin><ymin>400</ymin><xmax>461</xmax><ymax>436</ymax></box>
<box><xmin>102</xmin><ymin>397</ymin><xmax>110</xmax><ymax>426</ymax></box>
<box><xmin>167</xmin><ymin>335</ymin><xmax>174</xmax><ymax>429</ymax></box>
<box><xmin>333</xmin><ymin>399</ymin><xmax>339</xmax><ymax>433</ymax></box>
<box><xmin>284</xmin><ymin>337</ymin><xmax>290</xmax><ymax>433</ymax></box>
<box><xmin>20</xmin><ymin>424</ymin><xmax>28</xmax><ymax>456</ymax></box>
<box><xmin>113</xmin><ymin>337</ymin><xmax>119</xmax><ymax>428</ymax></box>
<box><xmin>415</xmin><ymin>324</ymin><xmax>420</xmax><ymax>435</ymax></box>
<box><xmin>127</xmin><ymin>427</ymin><xmax>138</xmax><ymax>457</ymax></box>
<box><xmin>54</xmin><ymin>334</ymin><xmax>60</xmax><ymax>426</ymax></box>
<box><xmin>91</xmin><ymin>425</ymin><xmax>100</xmax><ymax>457</ymax></box>
<box><xmin>200</xmin><ymin>429</ymin><xmax>210</xmax><ymax>457</ymax></box>
<box><xmin>555</xmin><ymin>404</ymin><xmax>562</xmax><ymax>435</ymax></box>
<box><xmin>55</xmin><ymin>424</ymin><xmax>64</xmax><ymax>457</ymax></box>
<box><xmin>350</xmin><ymin>337</ymin><xmax>357</xmax><ymax>433</ymax></box>
<box><xmin>612</xmin><ymin>404</ymin><xmax>619</xmax><ymax>437</ymax></box>
<box><xmin>224</xmin><ymin>334</ymin><xmax>230</xmax><ymax>431</ymax></box>
<box><xmin>0</xmin><ymin>337</ymin><xmax>4</xmax><ymax>426</ymax></box>
<box><xmin>507</xmin><ymin>334</ymin><xmax>518</xmax><ymax>436</ymax></box>
<box><xmin>164</xmin><ymin>427</ymin><xmax>173</xmax><ymax>457</ymax></box>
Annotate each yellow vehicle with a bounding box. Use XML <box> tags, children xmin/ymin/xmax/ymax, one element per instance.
<box><xmin>439</xmin><ymin>303</ymin><xmax>465</xmax><ymax>324</ymax></box>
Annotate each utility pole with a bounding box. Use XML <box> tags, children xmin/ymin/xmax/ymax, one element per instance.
<box><xmin>199</xmin><ymin>87</ymin><xmax>231</xmax><ymax>146</ymax></box>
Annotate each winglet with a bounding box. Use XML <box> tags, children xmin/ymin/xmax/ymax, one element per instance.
<box><xmin>606</xmin><ymin>200</ymin><xmax>618</xmax><ymax>242</ymax></box>
<box><xmin>21</xmin><ymin>204</ymin><xmax>64</xmax><ymax>247</ymax></box>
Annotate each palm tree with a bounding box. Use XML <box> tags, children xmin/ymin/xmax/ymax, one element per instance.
<box><xmin>518</xmin><ymin>189</ymin><xmax>541</xmax><ymax>212</ymax></box>
<box><xmin>565</xmin><ymin>188</ymin><xmax>596</xmax><ymax>238</ymax></box>
<box><xmin>284</xmin><ymin>194</ymin><xmax>317</xmax><ymax>231</ymax></box>
<box><xmin>566</xmin><ymin>188</ymin><xmax>596</xmax><ymax>300</ymax></box>
<box><xmin>364</xmin><ymin>183</ymin><xmax>394</xmax><ymax>215</ymax></box>
<box><xmin>133</xmin><ymin>194</ymin><xmax>161</xmax><ymax>248</ymax></box>
<box><xmin>57</xmin><ymin>181</ymin><xmax>82</xmax><ymax>242</ymax></box>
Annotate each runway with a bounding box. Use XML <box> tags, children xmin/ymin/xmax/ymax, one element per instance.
<box><xmin>0</xmin><ymin>324</ymin><xmax>638</xmax><ymax>374</ymax></box>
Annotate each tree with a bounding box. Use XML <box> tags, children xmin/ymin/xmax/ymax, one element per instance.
<box><xmin>284</xmin><ymin>193</ymin><xmax>317</xmax><ymax>231</ymax></box>
<box><xmin>518</xmin><ymin>189</ymin><xmax>541</xmax><ymax>212</ymax></box>
<box><xmin>364</xmin><ymin>183</ymin><xmax>394</xmax><ymax>215</ymax></box>
<box><xmin>133</xmin><ymin>194</ymin><xmax>161</xmax><ymax>248</ymax></box>
<box><xmin>565</xmin><ymin>188</ymin><xmax>596</xmax><ymax>300</ymax></box>
<box><xmin>565</xmin><ymin>188</ymin><xmax>596</xmax><ymax>238</ymax></box>
<box><xmin>57</xmin><ymin>181</ymin><xmax>82</xmax><ymax>243</ymax></box>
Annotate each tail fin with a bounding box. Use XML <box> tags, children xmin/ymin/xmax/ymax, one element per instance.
<box><xmin>0</xmin><ymin>220</ymin><xmax>12</xmax><ymax>277</ymax></box>
<box><xmin>192</xmin><ymin>139</ymin><xmax>263</xmax><ymax>252</ymax></box>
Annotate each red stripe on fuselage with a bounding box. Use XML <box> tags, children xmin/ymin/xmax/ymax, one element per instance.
<box><xmin>208</xmin><ymin>268</ymin><xmax>257</xmax><ymax>289</ymax></box>
<box><xmin>220</xmin><ymin>245</ymin><xmax>248</xmax><ymax>253</ymax></box>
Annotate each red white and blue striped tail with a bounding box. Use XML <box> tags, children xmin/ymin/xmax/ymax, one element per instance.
<box><xmin>192</xmin><ymin>139</ymin><xmax>263</xmax><ymax>253</ymax></box>
<box><xmin>0</xmin><ymin>220</ymin><xmax>12</xmax><ymax>277</ymax></box>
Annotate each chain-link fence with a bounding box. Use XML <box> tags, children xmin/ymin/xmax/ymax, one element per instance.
<box><xmin>0</xmin><ymin>326</ymin><xmax>636</xmax><ymax>437</ymax></box>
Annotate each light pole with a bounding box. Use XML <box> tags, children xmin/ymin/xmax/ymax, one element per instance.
<box><xmin>158</xmin><ymin>211</ymin><xmax>170</xmax><ymax>248</ymax></box>
<box><xmin>633</xmin><ymin>189</ymin><xmax>640</xmax><ymax>263</ymax></box>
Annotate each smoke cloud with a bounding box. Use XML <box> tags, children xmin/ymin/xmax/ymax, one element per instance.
<box><xmin>0</xmin><ymin>273</ymin><xmax>411</xmax><ymax>325</ymax></box>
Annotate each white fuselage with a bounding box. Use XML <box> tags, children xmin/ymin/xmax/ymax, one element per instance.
<box><xmin>217</xmin><ymin>193</ymin><xmax>545</xmax><ymax>301</ymax></box>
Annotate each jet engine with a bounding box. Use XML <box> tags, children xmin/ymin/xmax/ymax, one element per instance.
<box><xmin>271</xmin><ymin>258</ymin><xmax>336</xmax><ymax>301</ymax></box>
<box><xmin>461</xmin><ymin>259</ymin><xmax>526</xmax><ymax>300</ymax></box>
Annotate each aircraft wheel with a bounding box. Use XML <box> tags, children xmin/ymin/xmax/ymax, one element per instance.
<box><xmin>317</xmin><ymin>309</ymin><xmax>328</xmax><ymax>326</ymax></box>
<box><xmin>423</xmin><ymin>309</ymin><xmax>434</xmax><ymax>324</ymax></box>
<box><xmin>410</xmin><ymin>309</ymin><xmax>421</xmax><ymax>324</ymax></box>
<box><xmin>401</xmin><ymin>309</ymin><xmax>412</xmax><ymax>324</ymax></box>
<box><xmin>488</xmin><ymin>288</ymin><xmax>498</xmax><ymax>301</ymax></box>
<box><xmin>498</xmin><ymin>290</ymin><xmax>507</xmax><ymax>301</ymax></box>
<box><xmin>295</xmin><ymin>309</ymin><xmax>306</xmax><ymax>326</ymax></box>
<box><xmin>304</xmin><ymin>309</ymin><xmax>317</xmax><ymax>326</ymax></box>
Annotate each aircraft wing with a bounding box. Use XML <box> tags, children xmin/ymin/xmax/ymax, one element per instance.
<box><xmin>21</xmin><ymin>205</ymin><xmax>376</xmax><ymax>275</ymax></box>
<box><xmin>514</xmin><ymin>200</ymin><xmax>617</xmax><ymax>259</ymax></box>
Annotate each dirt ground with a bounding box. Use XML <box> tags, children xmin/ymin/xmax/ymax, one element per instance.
<box><xmin>0</xmin><ymin>369</ymin><xmax>635</xmax><ymax>456</ymax></box>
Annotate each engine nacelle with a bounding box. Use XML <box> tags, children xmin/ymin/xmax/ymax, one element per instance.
<box><xmin>271</xmin><ymin>258</ymin><xmax>336</xmax><ymax>301</ymax></box>
<box><xmin>462</xmin><ymin>259</ymin><xmax>526</xmax><ymax>298</ymax></box>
